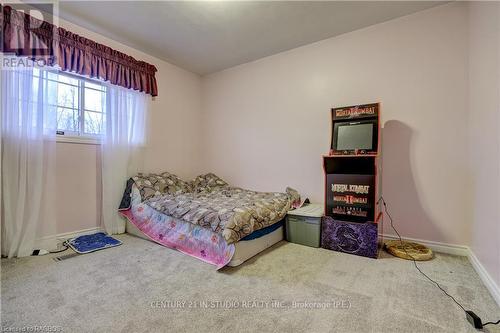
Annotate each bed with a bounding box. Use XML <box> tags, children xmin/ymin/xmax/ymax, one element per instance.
<box><xmin>119</xmin><ymin>173</ymin><xmax>300</xmax><ymax>268</ymax></box>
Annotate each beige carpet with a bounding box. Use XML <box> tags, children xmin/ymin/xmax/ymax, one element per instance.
<box><xmin>1</xmin><ymin>234</ymin><xmax>499</xmax><ymax>333</ymax></box>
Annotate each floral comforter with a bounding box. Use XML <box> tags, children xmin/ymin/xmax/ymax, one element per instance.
<box><xmin>120</xmin><ymin>172</ymin><xmax>300</xmax><ymax>244</ymax></box>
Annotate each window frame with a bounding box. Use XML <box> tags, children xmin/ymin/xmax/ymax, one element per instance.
<box><xmin>50</xmin><ymin>70</ymin><xmax>107</xmax><ymax>145</ymax></box>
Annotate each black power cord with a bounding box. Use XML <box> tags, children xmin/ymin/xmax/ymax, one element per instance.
<box><xmin>379</xmin><ymin>196</ymin><xmax>500</xmax><ymax>330</ymax></box>
<box><xmin>484</xmin><ymin>319</ymin><xmax>500</xmax><ymax>326</ymax></box>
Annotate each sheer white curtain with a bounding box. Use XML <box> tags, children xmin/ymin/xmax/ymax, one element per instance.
<box><xmin>1</xmin><ymin>66</ymin><xmax>57</xmax><ymax>258</ymax></box>
<box><xmin>101</xmin><ymin>84</ymin><xmax>149</xmax><ymax>234</ymax></box>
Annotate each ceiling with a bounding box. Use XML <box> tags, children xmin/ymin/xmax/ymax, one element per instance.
<box><xmin>46</xmin><ymin>1</ymin><xmax>446</xmax><ymax>75</ymax></box>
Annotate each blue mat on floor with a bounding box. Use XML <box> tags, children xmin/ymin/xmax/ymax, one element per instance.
<box><xmin>68</xmin><ymin>232</ymin><xmax>122</xmax><ymax>254</ymax></box>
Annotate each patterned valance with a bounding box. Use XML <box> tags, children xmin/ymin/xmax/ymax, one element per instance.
<box><xmin>1</xmin><ymin>5</ymin><xmax>158</xmax><ymax>96</ymax></box>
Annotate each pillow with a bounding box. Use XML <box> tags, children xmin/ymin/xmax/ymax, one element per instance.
<box><xmin>133</xmin><ymin>172</ymin><xmax>191</xmax><ymax>201</ymax></box>
<box><xmin>190</xmin><ymin>173</ymin><xmax>228</xmax><ymax>193</ymax></box>
<box><xmin>159</xmin><ymin>172</ymin><xmax>192</xmax><ymax>194</ymax></box>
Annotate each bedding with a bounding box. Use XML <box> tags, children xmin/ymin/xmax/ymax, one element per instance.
<box><xmin>120</xmin><ymin>173</ymin><xmax>300</xmax><ymax>244</ymax></box>
<box><xmin>124</xmin><ymin>217</ymin><xmax>285</xmax><ymax>268</ymax></box>
<box><xmin>121</xmin><ymin>186</ymin><xmax>235</xmax><ymax>269</ymax></box>
<box><xmin>240</xmin><ymin>219</ymin><xmax>284</xmax><ymax>241</ymax></box>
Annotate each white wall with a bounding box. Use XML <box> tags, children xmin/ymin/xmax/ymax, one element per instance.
<box><xmin>53</xmin><ymin>142</ymin><xmax>100</xmax><ymax>235</ymax></box>
<box><xmin>468</xmin><ymin>2</ymin><xmax>500</xmax><ymax>288</ymax></box>
<box><xmin>42</xmin><ymin>16</ymin><xmax>202</xmax><ymax>237</ymax></box>
<box><xmin>201</xmin><ymin>3</ymin><xmax>470</xmax><ymax>245</ymax></box>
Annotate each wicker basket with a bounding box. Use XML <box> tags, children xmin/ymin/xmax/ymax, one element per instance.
<box><xmin>384</xmin><ymin>240</ymin><xmax>433</xmax><ymax>261</ymax></box>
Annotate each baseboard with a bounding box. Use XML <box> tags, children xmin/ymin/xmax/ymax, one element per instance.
<box><xmin>467</xmin><ymin>250</ymin><xmax>500</xmax><ymax>307</ymax></box>
<box><xmin>381</xmin><ymin>234</ymin><xmax>469</xmax><ymax>256</ymax></box>
<box><xmin>381</xmin><ymin>233</ymin><xmax>500</xmax><ymax>307</ymax></box>
<box><xmin>35</xmin><ymin>227</ymin><xmax>104</xmax><ymax>251</ymax></box>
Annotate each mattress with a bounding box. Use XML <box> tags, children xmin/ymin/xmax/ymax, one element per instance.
<box><xmin>125</xmin><ymin>219</ymin><xmax>283</xmax><ymax>267</ymax></box>
<box><xmin>227</xmin><ymin>226</ymin><xmax>284</xmax><ymax>266</ymax></box>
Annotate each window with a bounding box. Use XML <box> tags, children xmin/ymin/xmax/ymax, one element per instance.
<box><xmin>35</xmin><ymin>69</ymin><xmax>107</xmax><ymax>138</ymax></box>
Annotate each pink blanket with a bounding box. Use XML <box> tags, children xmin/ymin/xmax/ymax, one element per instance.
<box><xmin>121</xmin><ymin>201</ymin><xmax>235</xmax><ymax>269</ymax></box>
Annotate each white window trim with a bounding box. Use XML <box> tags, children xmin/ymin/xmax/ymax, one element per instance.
<box><xmin>56</xmin><ymin>134</ymin><xmax>101</xmax><ymax>145</ymax></box>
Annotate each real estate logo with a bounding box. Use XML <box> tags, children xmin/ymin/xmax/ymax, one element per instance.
<box><xmin>1</xmin><ymin>1</ymin><xmax>58</xmax><ymax>69</ymax></box>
